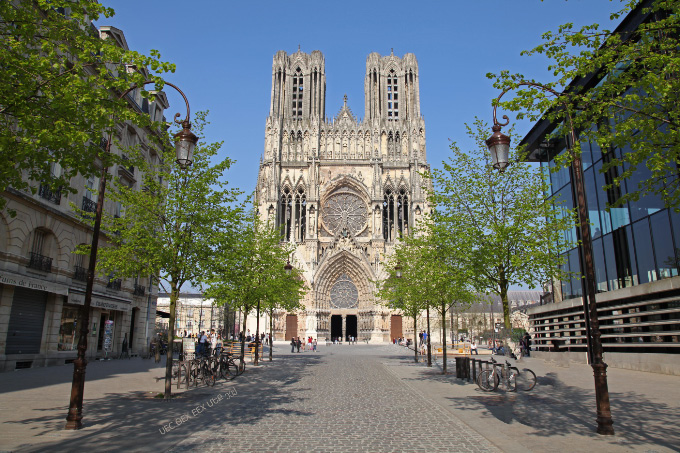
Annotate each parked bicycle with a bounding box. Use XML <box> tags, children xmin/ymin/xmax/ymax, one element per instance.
<box><xmin>214</xmin><ymin>351</ymin><xmax>246</xmax><ymax>380</ymax></box>
<box><xmin>477</xmin><ymin>357</ymin><xmax>536</xmax><ymax>392</ymax></box>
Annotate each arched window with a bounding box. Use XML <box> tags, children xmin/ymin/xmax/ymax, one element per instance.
<box><xmin>291</xmin><ymin>68</ymin><xmax>303</xmax><ymax>119</ymax></box>
<box><xmin>387</xmin><ymin>69</ymin><xmax>398</xmax><ymax>120</ymax></box>
<box><xmin>279</xmin><ymin>187</ymin><xmax>292</xmax><ymax>241</ymax></box>
<box><xmin>383</xmin><ymin>188</ymin><xmax>409</xmax><ymax>241</ymax></box>
<box><xmin>383</xmin><ymin>189</ymin><xmax>394</xmax><ymax>241</ymax></box>
<box><xmin>294</xmin><ymin>187</ymin><xmax>306</xmax><ymax>242</ymax></box>
<box><xmin>397</xmin><ymin>188</ymin><xmax>409</xmax><ymax>237</ymax></box>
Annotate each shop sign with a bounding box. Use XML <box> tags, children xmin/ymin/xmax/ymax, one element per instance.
<box><xmin>68</xmin><ymin>290</ymin><xmax>131</xmax><ymax>312</ymax></box>
<box><xmin>0</xmin><ymin>271</ymin><xmax>69</xmax><ymax>295</ymax></box>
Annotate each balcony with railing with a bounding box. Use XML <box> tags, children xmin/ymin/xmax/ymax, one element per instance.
<box><xmin>118</xmin><ymin>155</ymin><xmax>135</xmax><ymax>181</ymax></box>
<box><xmin>27</xmin><ymin>252</ymin><xmax>52</xmax><ymax>272</ymax></box>
<box><xmin>38</xmin><ymin>184</ymin><xmax>61</xmax><ymax>205</ymax></box>
<box><xmin>133</xmin><ymin>284</ymin><xmax>146</xmax><ymax>297</ymax></box>
<box><xmin>74</xmin><ymin>265</ymin><xmax>87</xmax><ymax>282</ymax></box>
<box><xmin>82</xmin><ymin>196</ymin><xmax>96</xmax><ymax>214</ymax></box>
<box><xmin>106</xmin><ymin>278</ymin><xmax>122</xmax><ymax>291</ymax></box>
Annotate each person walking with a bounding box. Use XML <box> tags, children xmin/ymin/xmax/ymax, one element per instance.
<box><xmin>296</xmin><ymin>337</ymin><xmax>301</xmax><ymax>353</ymax></box>
<box><xmin>313</xmin><ymin>338</ymin><xmax>317</xmax><ymax>352</ymax></box>
<box><xmin>290</xmin><ymin>337</ymin><xmax>296</xmax><ymax>353</ymax></box>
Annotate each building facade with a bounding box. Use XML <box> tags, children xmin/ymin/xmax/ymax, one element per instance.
<box><xmin>0</xmin><ymin>26</ymin><xmax>167</xmax><ymax>370</ymax></box>
<box><xmin>521</xmin><ymin>1</ymin><xmax>680</xmax><ymax>373</ymax></box>
<box><xmin>156</xmin><ymin>293</ymin><xmax>237</xmax><ymax>338</ymax></box>
<box><xmin>256</xmin><ymin>49</ymin><xmax>430</xmax><ymax>342</ymax></box>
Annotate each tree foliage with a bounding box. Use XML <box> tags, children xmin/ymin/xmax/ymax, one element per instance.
<box><xmin>92</xmin><ymin>112</ymin><xmax>240</xmax><ymax>398</ymax></box>
<box><xmin>203</xmin><ymin>206</ymin><xmax>305</xmax><ymax>359</ymax></box>
<box><xmin>488</xmin><ymin>0</ymin><xmax>680</xmax><ymax>209</ymax></box>
<box><xmin>379</xmin><ymin>217</ymin><xmax>476</xmax><ymax>371</ymax></box>
<box><xmin>427</xmin><ymin>119</ymin><xmax>574</xmax><ymax>329</ymax></box>
<box><xmin>1</xmin><ymin>0</ymin><xmax>175</xmax><ymax>211</ymax></box>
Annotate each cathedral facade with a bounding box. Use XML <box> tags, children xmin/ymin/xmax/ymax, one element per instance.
<box><xmin>256</xmin><ymin>49</ymin><xmax>430</xmax><ymax>343</ymax></box>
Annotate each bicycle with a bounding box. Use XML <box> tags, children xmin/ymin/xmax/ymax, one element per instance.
<box><xmin>215</xmin><ymin>351</ymin><xmax>245</xmax><ymax>379</ymax></box>
<box><xmin>188</xmin><ymin>354</ymin><xmax>216</xmax><ymax>387</ymax></box>
<box><xmin>477</xmin><ymin>358</ymin><xmax>536</xmax><ymax>392</ymax></box>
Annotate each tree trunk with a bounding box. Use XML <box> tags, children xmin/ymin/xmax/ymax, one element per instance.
<box><xmin>269</xmin><ymin>307</ymin><xmax>274</xmax><ymax>362</ymax></box>
<box><xmin>413</xmin><ymin>314</ymin><xmax>418</xmax><ymax>363</ymax></box>
<box><xmin>164</xmin><ymin>284</ymin><xmax>178</xmax><ymax>399</ymax></box>
<box><xmin>500</xmin><ymin>267</ymin><xmax>511</xmax><ymax>329</ymax></box>
<box><xmin>426</xmin><ymin>306</ymin><xmax>432</xmax><ymax>367</ymax></box>
<box><xmin>240</xmin><ymin>312</ymin><xmax>247</xmax><ymax>364</ymax></box>
<box><xmin>441</xmin><ymin>302</ymin><xmax>447</xmax><ymax>374</ymax></box>
<box><xmin>254</xmin><ymin>300</ymin><xmax>260</xmax><ymax>366</ymax></box>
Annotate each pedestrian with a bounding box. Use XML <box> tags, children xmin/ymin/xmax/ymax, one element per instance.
<box><xmin>313</xmin><ymin>338</ymin><xmax>317</xmax><ymax>352</ymax></box>
<box><xmin>419</xmin><ymin>331</ymin><xmax>423</xmax><ymax>346</ymax></box>
<box><xmin>296</xmin><ymin>337</ymin><xmax>301</xmax><ymax>353</ymax></box>
<box><xmin>471</xmin><ymin>340</ymin><xmax>478</xmax><ymax>355</ymax></box>
<box><xmin>201</xmin><ymin>330</ymin><xmax>210</xmax><ymax>356</ymax></box>
<box><xmin>523</xmin><ymin>332</ymin><xmax>532</xmax><ymax>357</ymax></box>
<box><xmin>290</xmin><ymin>337</ymin><xmax>296</xmax><ymax>353</ymax></box>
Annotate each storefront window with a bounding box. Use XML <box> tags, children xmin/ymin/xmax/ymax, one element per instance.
<box><xmin>58</xmin><ymin>304</ymin><xmax>80</xmax><ymax>351</ymax></box>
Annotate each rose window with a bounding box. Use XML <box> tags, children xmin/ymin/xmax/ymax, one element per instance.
<box><xmin>322</xmin><ymin>192</ymin><xmax>367</xmax><ymax>235</ymax></box>
<box><xmin>330</xmin><ymin>274</ymin><xmax>359</xmax><ymax>309</ymax></box>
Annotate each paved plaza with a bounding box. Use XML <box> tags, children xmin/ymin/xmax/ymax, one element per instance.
<box><xmin>0</xmin><ymin>344</ymin><xmax>677</xmax><ymax>452</ymax></box>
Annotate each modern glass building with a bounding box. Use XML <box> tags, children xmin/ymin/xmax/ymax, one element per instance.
<box><xmin>520</xmin><ymin>1</ymin><xmax>680</xmax><ymax>365</ymax></box>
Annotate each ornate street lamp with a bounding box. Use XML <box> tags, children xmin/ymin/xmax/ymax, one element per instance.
<box><xmin>487</xmin><ymin>82</ymin><xmax>614</xmax><ymax>435</ymax></box>
<box><xmin>485</xmin><ymin>122</ymin><xmax>511</xmax><ymax>172</ymax></box>
<box><xmin>395</xmin><ymin>262</ymin><xmax>403</xmax><ymax>279</ymax></box>
<box><xmin>174</xmin><ymin>119</ymin><xmax>198</xmax><ymax>169</ymax></box>
<box><xmin>65</xmin><ymin>81</ymin><xmax>195</xmax><ymax>430</ymax></box>
<box><xmin>284</xmin><ymin>259</ymin><xmax>293</xmax><ymax>276</ymax></box>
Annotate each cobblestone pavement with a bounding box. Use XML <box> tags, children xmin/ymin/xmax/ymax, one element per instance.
<box><xmin>0</xmin><ymin>344</ymin><xmax>677</xmax><ymax>452</ymax></box>
<box><xmin>171</xmin><ymin>345</ymin><xmax>498</xmax><ymax>453</ymax></box>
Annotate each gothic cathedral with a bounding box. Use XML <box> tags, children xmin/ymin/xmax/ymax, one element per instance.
<box><xmin>256</xmin><ymin>49</ymin><xmax>430</xmax><ymax>343</ymax></box>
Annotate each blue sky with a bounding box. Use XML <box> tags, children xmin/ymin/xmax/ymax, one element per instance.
<box><xmin>100</xmin><ymin>0</ymin><xmax>625</xmax><ymax>198</ymax></box>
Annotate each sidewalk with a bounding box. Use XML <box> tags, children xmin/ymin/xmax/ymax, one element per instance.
<box><xmin>388</xmin><ymin>349</ymin><xmax>679</xmax><ymax>452</ymax></box>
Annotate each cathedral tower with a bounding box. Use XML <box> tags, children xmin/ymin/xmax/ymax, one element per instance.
<box><xmin>256</xmin><ymin>49</ymin><xmax>429</xmax><ymax>343</ymax></box>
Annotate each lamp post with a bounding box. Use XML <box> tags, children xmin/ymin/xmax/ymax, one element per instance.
<box><xmin>487</xmin><ymin>82</ymin><xmax>614</xmax><ymax>435</ymax></box>
<box><xmin>65</xmin><ymin>81</ymin><xmax>197</xmax><ymax>430</ymax></box>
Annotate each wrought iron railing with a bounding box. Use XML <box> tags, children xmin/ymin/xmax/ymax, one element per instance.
<box><xmin>82</xmin><ymin>196</ymin><xmax>96</xmax><ymax>214</ymax></box>
<box><xmin>106</xmin><ymin>278</ymin><xmax>122</xmax><ymax>291</ymax></box>
<box><xmin>38</xmin><ymin>184</ymin><xmax>61</xmax><ymax>205</ymax></box>
<box><xmin>28</xmin><ymin>252</ymin><xmax>52</xmax><ymax>272</ymax></box>
<box><xmin>74</xmin><ymin>265</ymin><xmax>87</xmax><ymax>282</ymax></box>
<box><xmin>133</xmin><ymin>284</ymin><xmax>146</xmax><ymax>296</ymax></box>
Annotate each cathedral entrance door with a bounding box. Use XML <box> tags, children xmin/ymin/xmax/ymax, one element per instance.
<box><xmin>346</xmin><ymin>315</ymin><xmax>357</xmax><ymax>341</ymax></box>
<box><xmin>285</xmin><ymin>315</ymin><xmax>298</xmax><ymax>341</ymax></box>
<box><xmin>330</xmin><ymin>315</ymin><xmax>342</xmax><ymax>341</ymax></box>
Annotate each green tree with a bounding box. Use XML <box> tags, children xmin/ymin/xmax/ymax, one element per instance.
<box><xmin>427</xmin><ymin>119</ymin><xmax>573</xmax><ymax>330</ymax></box>
<box><xmin>1</xmin><ymin>0</ymin><xmax>175</xmax><ymax>211</ymax></box>
<box><xmin>489</xmin><ymin>0</ymin><xmax>680</xmax><ymax>209</ymax></box>
<box><xmin>93</xmin><ymin>112</ymin><xmax>240</xmax><ymax>399</ymax></box>
<box><xmin>204</xmin><ymin>207</ymin><xmax>304</xmax><ymax>364</ymax></box>
<box><xmin>377</xmin><ymin>248</ymin><xmax>424</xmax><ymax>365</ymax></box>
<box><xmin>380</xmin><ymin>218</ymin><xmax>476</xmax><ymax>373</ymax></box>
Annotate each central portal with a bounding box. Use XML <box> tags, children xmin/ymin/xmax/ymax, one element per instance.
<box><xmin>330</xmin><ymin>315</ymin><xmax>342</xmax><ymax>341</ymax></box>
<box><xmin>346</xmin><ymin>315</ymin><xmax>357</xmax><ymax>341</ymax></box>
